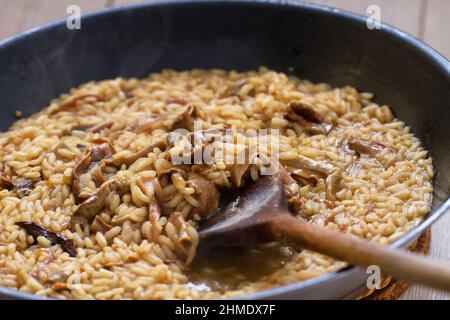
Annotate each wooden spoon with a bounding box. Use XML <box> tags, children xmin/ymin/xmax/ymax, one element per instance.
<box><xmin>199</xmin><ymin>174</ymin><xmax>450</xmax><ymax>292</ymax></box>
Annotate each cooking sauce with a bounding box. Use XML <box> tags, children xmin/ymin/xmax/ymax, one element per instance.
<box><xmin>187</xmin><ymin>243</ymin><xmax>295</xmax><ymax>292</ymax></box>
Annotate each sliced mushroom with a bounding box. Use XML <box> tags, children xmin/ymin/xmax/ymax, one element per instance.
<box><xmin>285</xmin><ymin>112</ymin><xmax>334</xmax><ymax>135</ymax></box>
<box><xmin>0</xmin><ymin>172</ymin><xmax>13</xmax><ymax>191</ymax></box>
<box><xmin>50</xmin><ymin>94</ymin><xmax>102</xmax><ymax>115</ymax></box>
<box><xmin>226</xmin><ymin>147</ymin><xmax>257</xmax><ymax>188</ymax></box>
<box><xmin>72</xmin><ymin>120</ymin><xmax>114</xmax><ymax>133</ymax></box>
<box><xmin>348</xmin><ymin>137</ymin><xmax>387</xmax><ymax>157</ymax></box>
<box><xmin>171</xmin><ymin>106</ymin><xmax>194</xmax><ymax>132</ymax></box>
<box><xmin>111</xmin><ymin>214</ymin><xmax>132</xmax><ymax>226</ymax></box>
<box><xmin>348</xmin><ymin>137</ymin><xmax>397</xmax><ymax>167</ymax></box>
<box><xmin>187</xmin><ymin>172</ymin><xmax>219</xmax><ymax>218</ymax></box>
<box><xmin>109</xmin><ymin>139</ymin><xmax>166</xmax><ymax>167</ymax></box>
<box><xmin>282</xmin><ymin>156</ymin><xmax>343</xmax><ymax>202</ymax></box>
<box><xmin>133</xmin><ymin>116</ymin><xmax>166</xmax><ymax>135</ymax></box>
<box><xmin>91</xmin><ymin>216</ymin><xmax>113</xmax><ymax>233</ymax></box>
<box><xmin>16</xmin><ymin>222</ymin><xmax>76</xmax><ymax>257</ymax></box>
<box><xmin>74</xmin><ymin>179</ymin><xmax>129</xmax><ymax>220</ymax></box>
<box><xmin>165</xmin><ymin>212</ymin><xmax>196</xmax><ymax>264</ymax></box>
<box><xmin>288</xmin><ymin>101</ymin><xmax>323</xmax><ymax>123</ymax></box>
<box><xmin>290</xmin><ymin>168</ymin><xmax>322</xmax><ymax>187</ymax></box>
<box><xmin>72</xmin><ymin>139</ymin><xmax>116</xmax><ymax>203</ymax></box>
<box><xmin>325</xmin><ymin>168</ymin><xmax>343</xmax><ymax>201</ymax></box>
<box><xmin>282</xmin><ymin>156</ymin><xmax>336</xmax><ymax>176</ymax></box>
<box><xmin>285</xmin><ymin>101</ymin><xmax>333</xmax><ymax>135</ymax></box>
<box><xmin>136</xmin><ymin>176</ymin><xmax>165</xmax><ymax>214</ymax></box>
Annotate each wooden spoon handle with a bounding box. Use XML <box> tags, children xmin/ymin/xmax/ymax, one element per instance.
<box><xmin>270</xmin><ymin>214</ymin><xmax>450</xmax><ymax>292</ymax></box>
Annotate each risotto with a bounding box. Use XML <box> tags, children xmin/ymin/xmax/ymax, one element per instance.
<box><xmin>0</xmin><ymin>68</ymin><xmax>433</xmax><ymax>299</ymax></box>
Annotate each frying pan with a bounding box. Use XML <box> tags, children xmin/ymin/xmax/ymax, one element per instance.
<box><xmin>0</xmin><ymin>0</ymin><xmax>449</xmax><ymax>300</ymax></box>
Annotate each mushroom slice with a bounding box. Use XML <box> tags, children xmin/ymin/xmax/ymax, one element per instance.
<box><xmin>133</xmin><ymin>116</ymin><xmax>166</xmax><ymax>134</ymax></box>
<box><xmin>137</xmin><ymin>176</ymin><xmax>165</xmax><ymax>215</ymax></box>
<box><xmin>285</xmin><ymin>101</ymin><xmax>333</xmax><ymax>135</ymax></box>
<box><xmin>325</xmin><ymin>168</ymin><xmax>343</xmax><ymax>201</ymax></box>
<box><xmin>348</xmin><ymin>137</ymin><xmax>397</xmax><ymax>167</ymax></box>
<box><xmin>226</xmin><ymin>147</ymin><xmax>257</xmax><ymax>188</ymax></box>
<box><xmin>187</xmin><ymin>172</ymin><xmax>220</xmax><ymax>218</ymax></box>
<box><xmin>91</xmin><ymin>216</ymin><xmax>113</xmax><ymax>233</ymax></box>
<box><xmin>74</xmin><ymin>179</ymin><xmax>129</xmax><ymax>220</ymax></box>
<box><xmin>16</xmin><ymin>222</ymin><xmax>76</xmax><ymax>257</ymax></box>
<box><xmin>171</xmin><ymin>106</ymin><xmax>195</xmax><ymax>132</ymax></box>
<box><xmin>285</xmin><ymin>112</ymin><xmax>333</xmax><ymax>135</ymax></box>
<box><xmin>72</xmin><ymin>138</ymin><xmax>116</xmax><ymax>203</ymax></box>
<box><xmin>290</xmin><ymin>168</ymin><xmax>322</xmax><ymax>187</ymax></box>
<box><xmin>50</xmin><ymin>94</ymin><xmax>102</xmax><ymax>115</ymax></box>
<box><xmin>288</xmin><ymin>101</ymin><xmax>324</xmax><ymax>123</ymax></box>
<box><xmin>0</xmin><ymin>172</ymin><xmax>13</xmax><ymax>191</ymax></box>
<box><xmin>111</xmin><ymin>214</ymin><xmax>132</xmax><ymax>226</ymax></box>
<box><xmin>110</xmin><ymin>139</ymin><xmax>166</xmax><ymax>167</ymax></box>
<box><xmin>282</xmin><ymin>156</ymin><xmax>336</xmax><ymax>176</ymax></box>
<box><xmin>165</xmin><ymin>212</ymin><xmax>197</xmax><ymax>265</ymax></box>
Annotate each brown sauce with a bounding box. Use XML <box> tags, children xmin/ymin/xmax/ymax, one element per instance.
<box><xmin>187</xmin><ymin>243</ymin><xmax>295</xmax><ymax>293</ymax></box>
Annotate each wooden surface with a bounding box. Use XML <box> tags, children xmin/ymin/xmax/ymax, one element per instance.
<box><xmin>0</xmin><ymin>0</ymin><xmax>449</xmax><ymax>300</ymax></box>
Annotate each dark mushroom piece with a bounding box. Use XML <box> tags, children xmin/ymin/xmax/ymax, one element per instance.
<box><xmin>285</xmin><ymin>101</ymin><xmax>333</xmax><ymax>135</ymax></box>
<box><xmin>91</xmin><ymin>216</ymin><xmax>113</xmax><ymax>233</ymax></box>
<box><xmin>72</xmin><ymin>138</ymin><xmax>116</xmax><ymax>203</ymax></box>
<box><xmin>0</xmin><ymin>172</ymin><xmax>13</xmax><ymax>191</ymax></box>
<box><xmin>171</xmin><ymin>106</ymin><xmax>195</xmax><ymax>132</ymax></box>
<box><xmin>288</xmin><ymin>101</ymin><xmax>324</xmax><ymax>123</ymax></box>
<box><xmin>289</xmin><ymin>168</ymin><xmax>322</xmax><ymax>187</ymax></box>
<box><xmin>156</xmin><ymin>167</ymin><xmax>219</xmax><ymax>218</ymax></box>
<box><xmin>285</xmin><ymin>113</ymin><xmax>334</xmax><ymax>135</ymax></box>
<box><xmin>16</xmin><ymin>222</ymin><xmax>76</xmax><ymax>257</ymax></box>
<box><xmin>348</xmin><ymin>137</ymin><xmax>397</xmax><ymax>167</ymax></box>
<box><xmin>74</xmin><ymin>179</ymin><xmax>129</xmax><ymax>220</ymax></box>
<box><xmin>187</xmin><ymin>172</ymin><xmax>220</xmax><ymax>218</ymax></box>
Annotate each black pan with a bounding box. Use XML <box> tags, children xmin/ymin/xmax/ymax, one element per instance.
<box><xmin>0</xmin><ymin>0</ymin><xmax>449</xmax><ymax>300</ymax></box>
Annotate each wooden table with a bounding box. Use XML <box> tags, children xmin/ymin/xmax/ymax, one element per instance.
<box><xmin>0</xmin><ymin>0</ymin><xmax>449</xmax><ymax>300</ymax></box>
